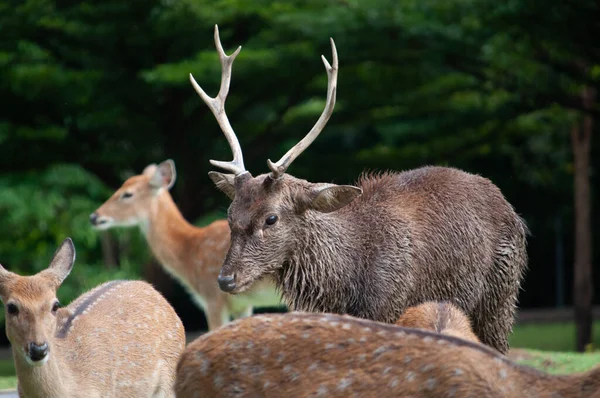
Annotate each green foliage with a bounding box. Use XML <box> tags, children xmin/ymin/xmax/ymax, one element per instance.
<box><xmin>0</xmin><ymin>0</ymin><xmax>599</xmax><ymax>314</ymax></box>
<box><xmin>0</xmin><ymin>164</ymin><xmax>144</xmax><ymax>323</ymax></box>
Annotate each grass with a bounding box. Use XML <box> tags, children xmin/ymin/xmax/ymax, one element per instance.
<box><xmin>509</xmin><ymin>349</ymin><xmax>600</xmax><ymax>374</ymax></box>
<box><xmin>509</xmin><ymin>320</ymin><xmax>600</xmax><ymax>352</ymax></box>
<box><xmin>0</xmin><ymin>322</ymin><xmax>597</xmax><ymax>391</ymax></box>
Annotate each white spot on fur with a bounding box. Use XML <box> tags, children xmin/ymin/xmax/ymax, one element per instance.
<box><xmin>316</xmin><ymin>385</ymin><xmax>328</xmax><ymax>396</ymax></box>
<box><xmin>213</xmin><ymin>374</ymin><xmax>224</xmax><ymax>388</ymax></box>
<box><xmin>389</xmin><ymin>378</ymin><xmax>399</xmax><ymax>388</ymax></box>
<box><xmin>423</xmin><ymin>336</ymin><xmax>433</xmax><ymax>343</ymax></box>
<box><xmin>421</xmin><ymin>364</ymin><xmax>434</xmax><ymax>372</ymax></box>
<box><xmin>404</xmin><ymin>355</ymin><xmax>412</xmax><ymax>364</ymax></box>
<box><xmin>426</xmin><ymin>378</ymin><xmax>437</xmax><ymax>390</ymax></box>
<box><xmin>337</xmin><ymin>378</ymin><xmax>352</xmax><ymax>390</ymax></box>
<box><xmin>499</xmin><ymin>368</ymin><xmax>507</xmax><ymax>379</ymax></box>
<box><xmin>454</xmin><ymin>368</ymin><xmax>463</xmax><ymax>376</ymax></box>
<box><xmin>405</xmin><ymin>372</ymin><xmax>416</xmax><ymax>382</ymax></box>
<box><xmin>373</xmin><ymin>346</ymin><xmax>386</xmax><ymax>356</ymax></box>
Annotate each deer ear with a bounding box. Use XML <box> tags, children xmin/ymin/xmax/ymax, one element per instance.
<box><xmin>40</xmin><ymin>238</ymin><xmax>75</xmax><ymax>288</ymax></box>
<box><xmin>0</xmin><ymin>264</ymin><xmax>15</xmax><ymax>298</ymax></box>
<box><xmin>142</xmin><ymin>164</ymin><xmax>158</xmax><ymax>177</ymax></box>
<box><xmin>209</xmin><ymin>171</ymin><xmax>236</xmax><ymax>200</ymax></box>
<box><xmin>306</xmin><ymin>184</ymin><xmax>362</xmax><ymax>213</ymax></box>
<box><xmin>149</xmin><ymin>160</ymin><xmax>176</xmax><ymax>190</ymax></box>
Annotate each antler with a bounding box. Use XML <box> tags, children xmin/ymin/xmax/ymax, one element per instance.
<box><xmin>267</xmin><ymin>38</ymin><xmax>339</xmax><ymax>179</ymax></box>
<box><xmin>189</xmin><ymin>25</ymin><xmax>246</xmax><ymax>176</ymax></box>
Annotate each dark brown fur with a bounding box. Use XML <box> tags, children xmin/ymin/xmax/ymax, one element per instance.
<box><xmin>176</xmin><ymin>312</ymin><xmax>599</xmax><ymax>398</ymax></box>
<box><xmin>212</xmin><ymin>165</ymin><xmax>528</xmax><ymax>353</ymax></box>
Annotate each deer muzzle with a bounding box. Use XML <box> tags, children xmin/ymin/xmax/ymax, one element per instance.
<box><xmin>28</xmin><ymin>341</ymin><xmax>49</xmax><ymax>362</ymax></box>
<box><xmin>217</xmin><ymin>273</ymin><xmax>236</xmax><ymax>293</ymax></box>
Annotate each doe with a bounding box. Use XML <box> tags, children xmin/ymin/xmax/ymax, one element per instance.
<box><xmin>176</xmin><ymin>312</ymin><xmax>600</xmax><ymax>398</ymax></box>
<box><xmin>1</xmin><ymin>238</ymin><xmax>185</xmax><ymax>398</ymax></box>
<box><xmin>90</xmin><ymin>160</ymin><xmax>282</xmax><ymax>330</ymax></box>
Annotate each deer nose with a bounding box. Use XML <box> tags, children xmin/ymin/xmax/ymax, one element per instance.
<box><xmin>89</xmin><ymin>212</ymin><xmax>98</xmax><ymax>225</ymax></box>
<box><xmin>217</xmin><ymin>273</ymin><xmax>236</xmax><ymax>292</ymax></box>
<box><xmin>29</xmin><ymin>342</ymin><xmax>48</xmax><ymax>361</ymax></box>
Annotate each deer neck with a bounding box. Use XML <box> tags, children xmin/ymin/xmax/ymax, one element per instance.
<box><xmin>278</xmin><ymin>212</ymin><xmax>363</xmax><ymax>314</ymax></box>
<box><xmin>13</xmin><ymin>344</ymin><xmax>71</xmax><ymax>398</ymax></box>
<box><xmin>141</xmin><ymin>191</ymin><xmax>198</xmax><ymax>277</ymax></box>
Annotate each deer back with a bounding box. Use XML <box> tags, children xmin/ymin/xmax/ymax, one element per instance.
<box><xmin>176</xmin><ymin>312</ymin><xmax>596</xmax><ymax>398</ymax></box>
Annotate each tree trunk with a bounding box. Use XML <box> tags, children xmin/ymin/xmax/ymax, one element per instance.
<box><xmin>99</xmin><ymin>231</ymin><xmax>119</xmax><ymax>269</ymax></box>
<box><xmin>571</xmin><ymin>85</ymin><xmax>594</xmax><ymax>352</ymax></box>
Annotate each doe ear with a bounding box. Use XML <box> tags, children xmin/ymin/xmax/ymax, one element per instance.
<box><xmin>0</xmin><ymin>264</ymin><xmax>15</xmax><ymax>298</ymax></box>
<box><xmin>305</xmin><ymin>184</ymin><xmax>363</xmax><ymax>213</ymax></box>
<box><xmin>208</xmin><ymin>171</ymin><xmax>236</xmax><ymax>200</ymax></box>
<box><xmin>40</xmin><ymin>238</ymin><xmax>76</xmax><ymax>289</ymax></box>
<box><xmin>149</xmin><ymin>159</ymin><xmax>177</xmax><ymax>190</ymax></box>
<box><xmin>142</xmin><ymin>164</ymin><xmax>158</xmax><ymax>177</ymax></box>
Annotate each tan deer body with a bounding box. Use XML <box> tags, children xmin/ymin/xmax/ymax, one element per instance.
<box><xmin>395</xmin><ymin>301</ymin><xmax>480</xmax><ymax>343</ymax></box>
<box><xmin>191</xmin><ymin>25</ymin><xmax>528</xmax><ymax>353</ymax></box>
<box><xmin>0</xmin><ymin>238</ymin><xmax>185</xmax><ymax>398</ymax></box>
<box><xmin>176</xmin><ymin>312</ymin><xmax>600</xmax><ymax>398</ymax></box>
<box><xmin>90</xmin><ymin>160</ymin><xmax>281</xmax><ymax>330</ymax></box>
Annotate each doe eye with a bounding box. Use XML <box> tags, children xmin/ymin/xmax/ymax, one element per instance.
<box><xmin>120</xmin><ymin>192</ymin><xmax>133</xmax><ymax>200</ymax></box>
<box><xmin>51</xmin><ymin>301</ymin><xmax>61</xmax><ymax>313</ymax></box>
<box><xmin>6</xmin><ymin>303</ymin><xmax>18</xmax><ymax>316</ymax></box>
<box><xmin>265</xmin><ymin>215</ymin><xmax>278</xmax><ymax>226</ymax></box>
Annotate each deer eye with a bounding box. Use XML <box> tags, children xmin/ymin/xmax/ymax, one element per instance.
<box><xmin>265</xmin><ymin>215</ymin><xmax>278</xmax><ymax>226</ymax></box>
<box><xmin>6</xmin><ymin>303</ymin><xmax>18</xmax><ymax>316</ymax></box>
<box><xmin>51</xmin><ymin>301</ymin><xmax>60</xmax><ymax>314</ymax></box>
<box><xmin>120</xmin><ymin>192</ymin><xmax>134</xmax><ymax>200</ymax></box>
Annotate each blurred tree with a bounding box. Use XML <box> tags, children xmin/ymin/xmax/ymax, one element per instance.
<box><xmin>0</xmin><ymin>0</ymin><xmax>599</xmax><ymax>341</ymax></box>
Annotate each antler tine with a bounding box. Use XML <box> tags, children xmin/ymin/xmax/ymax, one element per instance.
<box><xmin>267</xmin><ymin>38</ymin><xmax>339</xmax><ymax>179</ymax></box>
<box><xmin>189</xmin><ymin>25</ymin><xmax>246</xmax><ymax>176</ymax></box>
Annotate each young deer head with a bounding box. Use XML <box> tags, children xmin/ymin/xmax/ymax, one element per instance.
<box><xmin>395</xmin><ymin>301</ymin><xmax>480</xmax><ymax>344</ymax></box>
<box><xmin>0</xmin><ymin>238</ymin><xmax>74</xmax><ymax>367</ymax></box>
<box><xmin>90</xmin><ymin>160</ymin><xmax>176</xmax><ymax>230</ymax></box>
<box><xmin>192</xmin><ymin>25</ymin><xmax>528</xmax><ymax>354</ymax></box>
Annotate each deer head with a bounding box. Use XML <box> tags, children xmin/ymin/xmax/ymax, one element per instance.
<box><xmin>0</xmin><ymin>238</ymin><xmax>75</xmax><ymax>367</ymax></box>
<box><xmin>90</xmin><ymin>160</ymin><xmax>176</xmax><ymax>230</ymax></box>
<box><xmin>191</xmin><ymin>25</ymin><xmax>361</xmax><ymax>294</ymax></box>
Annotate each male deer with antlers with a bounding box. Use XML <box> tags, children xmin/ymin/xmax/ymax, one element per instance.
<box><xmin>90</xmin><ymin>160</ymin><xmax>282</xmax><ymax>330</ymax></box>
<box><xmin>1</xmin><ymin>238</ymin><xmax>185</xmax><ymax>398</ymax></box>
<box><xmin>190</xmin><ymin>25</ymin><xmax>528</xmax><ymax>353</ymax></box>
<box><xmin>176</xmin><ymin>312</ymin><xmax>600</xmax><ymax>398</ymax></box>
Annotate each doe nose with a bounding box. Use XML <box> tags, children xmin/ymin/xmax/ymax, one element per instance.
<box><xmin>29</xmin><ymin>342</ymin><xmax>48</xmax><ymax>361</ymax></box>
<box><xmin>89</xmin><ymin>212</ymin><xmax>98</xmax><ymax>225</ymax></box>
<box><xmin>217</xmin><ymin>273</ymin><xmax>236</xmax><ymax>292</ymax></box>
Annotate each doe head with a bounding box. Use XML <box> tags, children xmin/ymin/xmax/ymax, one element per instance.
<box><xmin>0</xmin><ymin>238</ymin><xmax>75</xmax><ymax>367</ymax></box>
<box><xmin>90</xmin><ymin>159</ymin><xmax>176</xmax><ymax>230</ymax></box>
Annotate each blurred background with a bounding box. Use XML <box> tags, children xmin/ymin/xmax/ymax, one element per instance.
<box><xmin>0</xmin><ymin>0</ymin><xmax>598</xmax><ymax>356</ymax></box>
